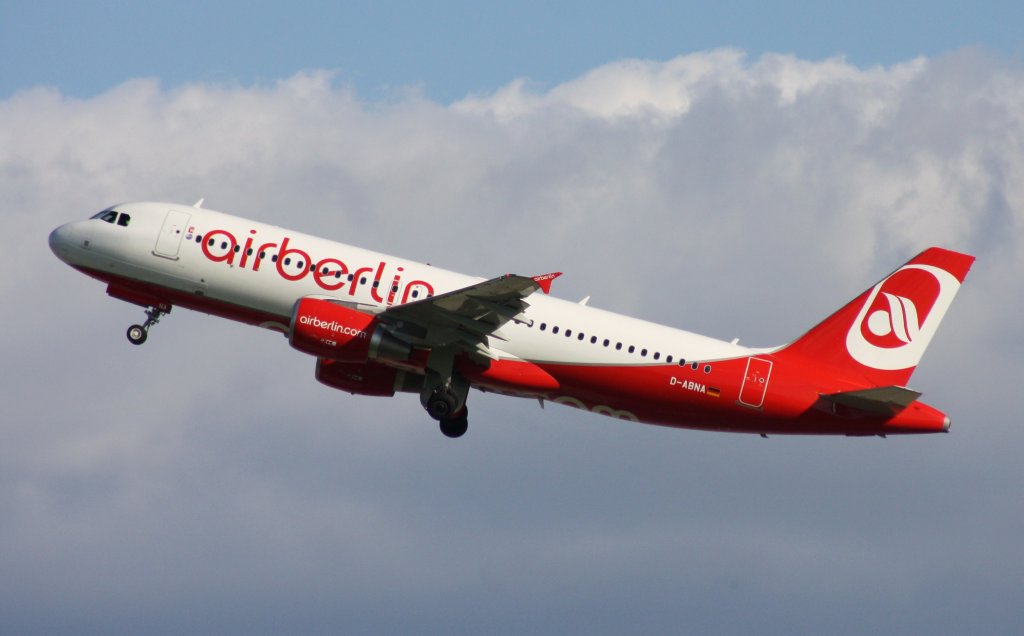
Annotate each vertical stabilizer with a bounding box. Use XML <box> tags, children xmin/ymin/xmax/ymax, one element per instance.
<box><xmin>776</xmin><ymin>247</ymin><xmax>975</xmax><ymax>387</ymax></box>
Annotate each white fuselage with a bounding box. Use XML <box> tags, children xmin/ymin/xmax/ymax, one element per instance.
<box><xmin>51</xmin><ymin>202</ymin><xmax>757</xmax><ymax>367</ymax></box>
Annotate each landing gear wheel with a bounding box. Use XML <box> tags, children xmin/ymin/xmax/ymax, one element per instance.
<box><xmin>126</xmin><ymin>305</ymin><xmax>167</xmax><ymax>345</ymax></box>
<box><xmin>439</xmin><ymin>410</ymin><xmax>469</xmax><ymax>439</ymax></box>
<box><xmin>426</xmin><ymin>391</ymin><xmax>459</xmax><ymax>421</ymax></box>
<box><xmin>127</xmin><ymin>324</ymin><xmax>147</xmax><ymax>345</ymax></box>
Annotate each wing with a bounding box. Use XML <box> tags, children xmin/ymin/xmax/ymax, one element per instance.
<box><xmin>380</xmin><ymin>272</ymin><xmax>562</xmax><ymax>358</ymax></box>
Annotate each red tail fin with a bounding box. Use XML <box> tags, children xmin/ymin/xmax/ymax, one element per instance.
<box><xmin>776</xmin><ymin>248</ymin><xmax>975</xmax><ymax>387</ymax></box>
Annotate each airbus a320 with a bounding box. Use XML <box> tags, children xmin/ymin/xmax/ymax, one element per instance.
<box><xmin>49</xmin><ymin>201</ymin><xmax>975</xmax><ymax>439</ymax></box>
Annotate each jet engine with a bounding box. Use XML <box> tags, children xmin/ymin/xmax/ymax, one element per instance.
<box><xmin>316</xmin><ymin>358</ymin><xmax>421</xmax><ymax>397</ymax></box>
<box><xmin>289</xmin><ymin>297</ymin><xmax>411</xmax><ymax>363</ymax></box>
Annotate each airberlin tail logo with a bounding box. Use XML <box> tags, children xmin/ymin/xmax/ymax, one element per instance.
<box><xmin>846</xmin><ymin>264</ymin><xmax>961</xmax><ymax>370</ymax></box>
<box><xmin>871</xmin><ymin>292</ymin><xmax>920</xmax><ymax>345</ymax></box>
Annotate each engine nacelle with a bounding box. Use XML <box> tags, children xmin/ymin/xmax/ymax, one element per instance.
<box><xmin>316</xmin><ymin>358</ymin><xmax>422</xmax><ymax>397</ymax></box>
<box><xmin>290</xmin><ymin>297</ymin><xmax>411</xmax><ymax>363</ymax></box>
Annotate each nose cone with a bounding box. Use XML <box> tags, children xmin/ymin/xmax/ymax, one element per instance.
<box><xmin>49</xmin><ymin>222</ymin><xmax>80</xmax><ymax>262</ymax></box>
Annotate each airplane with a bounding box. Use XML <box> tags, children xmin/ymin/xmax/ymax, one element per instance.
<box><xmin>49</xmin><ymin>201</ymin><xmax>975</xmax><ymax>439</ymax></box>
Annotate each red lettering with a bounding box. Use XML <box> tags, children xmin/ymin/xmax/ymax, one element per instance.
<box><xmin>314</xmin><ymin>257</ymin><xmax>348</xmax><ymax>291</ymax></box>
<box><xmin>201</xmin><ymin>229</ymin><xmax>237</xmax><ymax>264</ymax></box>
<box><xmin>370</xmin><ymin>262</ymin><xmax>387</xmax><ymax>303</ymax></box>
<box><xmin>252</xmin><ymin>241</ymin><xmax>278</xmax><ymax>271</ymax></box>
<box><xmin>348</xmin><ymin>266</ymin><xmax>373</xmax><ymax>296</ymax></box>
<box><xmin>401</xmin><ymin>280</ymin><xmax>435</xmax><ymax>304</ymax></box>
<box><xmin>198</xmin><ymin>229</ymin><xmax>437</xmax><ymax>305</ymax></box>
<box><xmin>239</xmin><ymin>229</ymin><xmax>257</xmax><ymax>268</ymax></box>
<box><xmin>387</xmin><ymin>267</ymin><xmax>403</xmax><ymax>305</ymax></box>
<box><xmin>276</xmin><ymin>237</ymin><xmax>311</xmax><ymax>282</ymax></box>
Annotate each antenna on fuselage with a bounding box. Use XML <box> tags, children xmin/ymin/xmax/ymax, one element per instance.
<box><xmin>193</xmin><ymin>198</ymin><xmax>205</xmax><ymax>208</ymax></box>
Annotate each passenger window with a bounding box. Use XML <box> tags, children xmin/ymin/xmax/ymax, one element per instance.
<box><xmin>565</xmin><ymin>329</ymin><xmax>572</xmax><ymax>337</ymax></box>
<box><xmin>540</xmin><ymin>323</ymin><xmax>547</xmax><ymax>331</ymax></box>
<box><xmin>641</xmin><ymin>348</ymin><xmax>648</xmax><ymax>357</ymax></box>
<box><xmin>654</xmin><ymin>352</ymin><xmax>660</xmax><ymax>360</ymax></box>
<box><xmin>615</xmin><ymin>343</ymin><xmax>622</xmax><ymax>350</ymax></box>
<box><xmin>691</xmin><ymin>362</ymin><xmax>699</xmax><ymax>370</ymax></box>
<box><xmin>666</xmin><ymin>355</ymin><xmax>673</xmax><ymax>364</ymax></box>
<box><xmin>553</xmin><ymin>326</ymin><xmax>560</xmax><ymax>334</ymax></box>
<box><xmin>704</xmin><ymin>365</ymin><xmax>711</xmax><ymax>374</ymax></box>
<box><xmin>603</xmin><ymin>339</ymin><xmax>610</xmax><ymax>347</ymax></box>
<box><xmin>590</xmin><ymin>336</ymin><xmax>597</xmax><ymax>344</ymax></box>
<box><xmin>628</xmin><ymin>345</ymin><xmax>635</xmax><ymax>354</ymax></box>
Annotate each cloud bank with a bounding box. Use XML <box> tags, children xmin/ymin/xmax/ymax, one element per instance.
<box><xmin>3</xmin><ymin>49</ymin><xmax>1023</xmax><ymax>634</ymax></box>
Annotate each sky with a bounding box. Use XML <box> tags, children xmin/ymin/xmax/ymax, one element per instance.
<box><xmin>3</xmin><ymin>2</ymin><xmax>1024</xmax><ymax>634</ymax></box>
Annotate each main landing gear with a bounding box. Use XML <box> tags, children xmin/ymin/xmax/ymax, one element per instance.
<box><xmin>126</xmin><ymin>306</ymin><xmax>166</xmax><ymax>345</ymax></box>
<box><xmin>438</xmin><ymin>407</ymin><xmax>469</xmax><ymax>439</ymax></box>
<box><xmin>425</xmin><ymin>384</ymin><xmax>470</xmax><ymax>438</ymax></box>
<box><xmin>421</xmin><ymin>350</ymin><xmax>471</xmax><ymax>438</ymax></box>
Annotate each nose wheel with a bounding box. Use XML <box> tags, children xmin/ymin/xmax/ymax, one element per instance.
<box><xmin>127</xmin><ymin>307</ymin><xmax>166</xmax><ymax>345</ymax></box>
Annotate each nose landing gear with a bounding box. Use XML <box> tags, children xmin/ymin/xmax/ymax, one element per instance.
<box><xmin>127</xmin><ymin>306</ymin><xmax>166</xmax><ymax>345</ymax></box>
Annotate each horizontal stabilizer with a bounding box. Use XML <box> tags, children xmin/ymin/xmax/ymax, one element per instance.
<box><xmin>821</xmin><ymin>386</ymin><xmax>922</xmax><ymax>416</ymax></box>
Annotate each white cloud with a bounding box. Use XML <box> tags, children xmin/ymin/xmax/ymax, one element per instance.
<box><xmin>3</xmin><ymin>49</ymin><xmax>1024</xmax><ymax>633</ymax></box>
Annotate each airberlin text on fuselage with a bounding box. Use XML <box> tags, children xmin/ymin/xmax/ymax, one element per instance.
<box><xmin>200</xmin><ymin>228</ymin><xmax>435</xmax><ymax>305</ymax></box>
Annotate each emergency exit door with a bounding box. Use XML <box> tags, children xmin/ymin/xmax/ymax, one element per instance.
<box><xmin>738</xmin><ymin>357</ymin><xmax>773</xmax><ymax>408</ymax></box>
<box><xmin>153</xmin><ymin>209</ymin><xmax>191</xmax><ymax>259</ymax></box>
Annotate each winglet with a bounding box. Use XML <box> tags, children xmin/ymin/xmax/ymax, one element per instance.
<box><xmin>531</xmin><ymin>272</ymin><xmax>563</xmax><ymax>294</ymax></box>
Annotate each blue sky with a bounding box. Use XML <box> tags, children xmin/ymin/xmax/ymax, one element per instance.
<box><xmin>3</xmin><ymin>1</ymin><xmax>1022</xmax><ymax>101</ymax></box>
<box><xmin>5</xmin><ymin>3</ymin><xmax>1024</xmax><ymax>635</ymax></box>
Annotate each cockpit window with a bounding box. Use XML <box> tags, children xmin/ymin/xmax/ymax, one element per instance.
<box><xmin>89</xmin><ymin>209</ymin><xmax>130</xmax><ymax>227</ymax></box>
<box><xmin>92</xmin><ymin>210</ymin><xmax>119</xmax><ymax>224</ymax></box>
